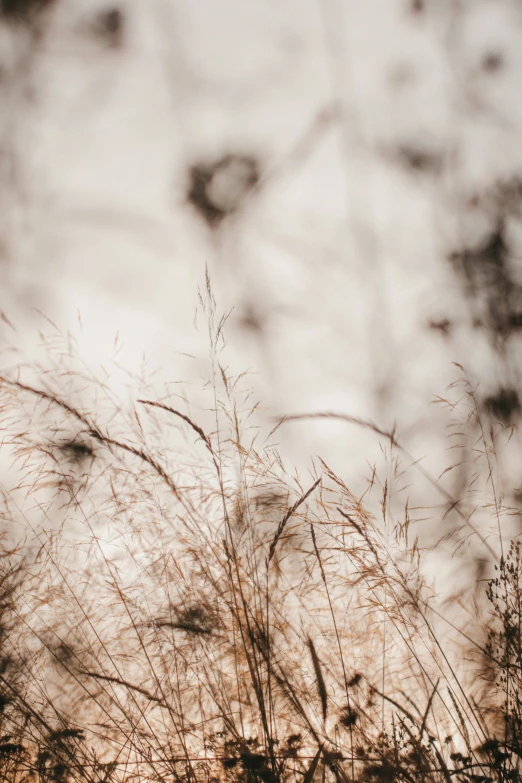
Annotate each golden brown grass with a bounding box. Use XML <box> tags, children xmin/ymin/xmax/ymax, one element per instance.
<box><xmin>0</xmin><ymin>280</ymin><xmax>518</xmax><ymax>783</ymax></box>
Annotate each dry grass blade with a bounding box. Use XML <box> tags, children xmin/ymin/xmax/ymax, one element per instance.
<box><xmin>267</xmin><ymin>478</ymin><xmax>321</xmax><ymax>564</ymax></box>
<box><xmin>420</xmin><ymin>678</ymin><xmax>439</xmax><ymax>739</ymax></box>
<box><xmin>307</xmin><ymin>638</ymin><xmax>327</xmax><ymax>724</ymax></box>
<box><xmin>78</xmin><ymin>671</ymin><xmax>166</xmax><ymax>705</ymax></box>
<box><xmin>138</xmin><ymin>399</ymin><xmax>213</xmax><ymax>453</ymax></box>
<box><xmin>302</xmin><ymin>746</ymin><xmax>322</xmax><ymax>783</ymax></box>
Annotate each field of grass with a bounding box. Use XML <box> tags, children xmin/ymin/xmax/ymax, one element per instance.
<box><xmin>0</xmin><ymin>279</ymin><xmax>516</xmax><ymax>783</ymax></box>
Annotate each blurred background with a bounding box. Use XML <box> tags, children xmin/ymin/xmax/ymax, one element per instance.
<box><xmin>1</xmin><ymin>0</ymin><xmax>522</xmax><ymax>517</ymax></box>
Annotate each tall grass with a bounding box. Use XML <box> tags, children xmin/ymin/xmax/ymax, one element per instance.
<box><xmin>0</xmin><ymin>280</ymin><xmax>518</xmax><ymax>783</ymax></box>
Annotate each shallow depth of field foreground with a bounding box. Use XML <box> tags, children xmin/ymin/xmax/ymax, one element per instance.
<box><xmin>0</xmin><ymin>283</ymin><xmax>517</xmax><ymax>783</ymax></box>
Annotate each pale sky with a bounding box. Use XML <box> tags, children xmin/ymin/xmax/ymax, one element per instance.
<box><xmin>2</xmin><ymin>0</ymin><xmax>522</xmax><ymax>519</ymax></box>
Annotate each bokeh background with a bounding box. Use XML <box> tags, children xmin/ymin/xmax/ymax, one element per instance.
<box><xmin>2</xmin><ymin>0</ymin><xmax>522</xmax><ymax>523</ymax></box>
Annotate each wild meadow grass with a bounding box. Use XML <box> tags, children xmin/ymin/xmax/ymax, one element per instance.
<box><xmin>0</xmin><ymin>280</ymin><xmax>518</xmax><ymax>783</ymax></box>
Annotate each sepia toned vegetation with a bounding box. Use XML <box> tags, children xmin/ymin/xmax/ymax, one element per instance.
<box><xmin>0</xmin><ymin>278</ymin><xmax>516</xmax><ymax>783</ymax></box>
<box><xmin>2</xmin><ymin>1</ymin><xmax>522</xmax><ymax>782</ymax></box>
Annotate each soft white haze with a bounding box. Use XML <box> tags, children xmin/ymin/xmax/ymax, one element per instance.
<box><xmin>1</xmin><ymin>0</ymin><xmax>522</xmax><ymax>543</ymax></box>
